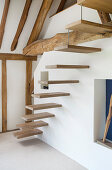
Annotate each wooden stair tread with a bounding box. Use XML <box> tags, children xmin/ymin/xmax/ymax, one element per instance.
<box><xmin>39</xmin><ymin>80</ymin><xmax>79</xmax><ymax>85</ymax></box>
<box><xmin>16</xmin><ymin>120</ymin><xmax>48</xmax><ymax>129</ymax></box>
<box><xmin>66</xmin><ymin>20</ymin><xmax>112</xmax><ymax>34</ymax></box>
<box><xmin>14</xmin><ymin>129</ymin><xmax>43</xmax><ymax>139</ymax></box>
<box><xmin>26</xmin><ymin>103</ymin><xmax>62</xmax><ymax>111</ymax></box>
<box><xmin>32</xmin><ymin>92</ymin><xmax>70</xmax><ymax>98</ymax></box>
<box><xmin>77</xmin><ymin>0</ymin><xmax>112</xmax><ymax>14</ymax></box>
<box><xmin>46</xmin><ymin>65</ymin><xmax>90</xmax><ymax>69</ymax></box>
<box><xmin>54</xmin><ymin>45</ymin><xmax>101</xmax><ymax>53</ymax></box>
<box><xmin>22</xmin><ymin>112</ymin><xmax>55</xmax><ymax>121</ymax></box>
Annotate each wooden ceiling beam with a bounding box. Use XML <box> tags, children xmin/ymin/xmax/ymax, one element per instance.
<box><xmin>23</xmin><ymin>31</ymin><xmax>112</xmax><ymax>56</ymax></box>
<box><xmin>11</xmin><ymin>0</ymin><xmax>32</xmax><ymax>51</ymax></box>
<box><xmin>27</xmin><ymin>0</ymin><xmax>53</xmax><ymax>45</ymax></box>
<box><xmin>0</xmin><ymin>0</ymin><xmax>10</xmax><ymax>48</ymax></box>
<box><xmin>98</xmin><ymin>11</ymin><xmax>111</xmax><ymax>24</ymax></box>
<box><xmin>56</xmin><ymin>0</ymin><xmax>67</xmax><ymax>13</ymax></box>
<box><xmin>0</xmin><ymin>53</ymin><xmax>37</xmax><ymax>61</ymax></box>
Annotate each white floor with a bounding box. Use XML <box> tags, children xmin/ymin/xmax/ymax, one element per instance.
<box><xmin>0</xmin><ymin>132</ymin><xmax>87</xmax><ymax>170</ymax></box>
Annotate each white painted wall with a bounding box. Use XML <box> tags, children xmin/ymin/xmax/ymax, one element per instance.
<box><xmin>94</xmin><ymin>79</ymin><xmax>106</xmax><ymax>141</ymax></box>
<box><xmin>34</xmin><ymin>4</ymin><xmax>112</xmax><ymax>170</ymax></box>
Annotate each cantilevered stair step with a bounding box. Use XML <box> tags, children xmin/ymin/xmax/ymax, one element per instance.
<box><xmin>77</xmin><ymin>0</ymin><xmax>112</xmax><ymax>14</ymax></box>
<box><xmin>16</xmin><ymin>120</ymin><xmax>48</xmax><ymax>129</ymax></box>
<box><xmin>22</xmin><ymin>112</ymin><xmax>55</xmax><ymax>121</ymax></box>
<box><xmin>54</xmin><ymin>45</ymin><xmax>101</xmax><ymax>53</ymax></box>
<box><xmin>39</xmin><ymin>80</ymin><xmax>79</xmax><ymax>85</ymax></box>
<box><xmin>46</xmin><ymin>65</ymin><xmax>90</xmax><ymax>69</ymax></box>
<box><xmin>14</xmin><ymin>129</ymin><xmax>43</xmax><ymax>139</ymax></box>
<box><xmin>32</xmin><ymin>92</ymin><xmax>70</xmax><ymax>98</ymax></box>
<box><xmin>26</xmin><ymin>103</ymin><xmax>62</xmax><ymax>111</ymax></box>
<box><xmin>66</xmin><ymin>20</ymin><xmax>112</xmax><ymax>34</ymax></box>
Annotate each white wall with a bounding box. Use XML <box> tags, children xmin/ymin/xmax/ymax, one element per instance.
<box><xmin>94</xmin><ymin>79</ymin><xmax>106</xmax><ymax>141</ymax></box>
<box><xmin>34</xmin><ymin>4</ymin><xmax>112</xmax><ymax>170</ymax></box>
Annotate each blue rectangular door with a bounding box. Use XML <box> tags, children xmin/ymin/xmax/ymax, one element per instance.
<box><xmin>106</xmin><ymin>80</ymin><xmax>112</xmax><ymax>141</ymax></box>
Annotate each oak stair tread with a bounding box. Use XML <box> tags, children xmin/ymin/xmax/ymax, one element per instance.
<box><xmin>26</xmin><ymin>103</ymin><xmax>62</xmax><ymax>111</ymax></box>
<box><xmin>66</xmin><ymin>20</ymin><xmax>112</xmax><ymax>34</ymax></box>
<box><xmin>77</xmin><ymin>0</ymin><xmax>112</xmax><ymax>14</ymax></box>
<box><xmin>46</xmin><ymin>64</ymin><xmax>90</xmax><ymax>69</ymax></box>
<box><xmin>16</xmin><ymin>120</ymin><xmax>48</xmax><ymax>129</ymax></box>
<box><xmin>32</xmin><ymin>92</ymin><xmax>70</xmax><ymax>98</ymax></box>
<box><xmin>14</xmin><ymin>129</ymin><xmax>43</xmax><ymax>139</ymax></box>
<box><xmin>39</xmin><ymin>80</ymin><xmax>79</xmax><ymax>85</ymax></box>
<box><xmin>54</xmin><ymin>45</ymin><xmax>101</xmax><ymax>53</ymax></box>
<box><xmin>22</xmin><ymin>112</ymin><xmax>55</xmax><ymax>121</ymax></box>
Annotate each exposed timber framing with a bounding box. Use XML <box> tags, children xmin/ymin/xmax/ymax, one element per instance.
<box><xmin>11</xmin><ymin>0</ymin><xmax>32</xmax><ymax>51</ymax></box>
<box><xmin>0</xmin><ymin>0</ymin><xmax>10</xmax><ymax>48</ymax></box>
<box><xmin>23</xmin><ymin>31</ymin><xmax>112</xmax><ymax>56</ymax></box>
<box><xmin>98</xmin><ymin>11</ymin><xmax>111</xmax><ymax>24</ymax></box>
<box><xmin>26</xmin><ymin>60</ymin><xmax>32</xmax><ymax>115</ymax></box>
<box><xmin>2</xmin><ymin>59</ymin><xmax>7</xmax><ymax>132</ymax></box>
<box><xmin>27</xmin><ymin>0</ymin><xmax>53</xmax><ymax>45</ymax></box>
<box><xmin>0</xmin><ymin>53</ymin><xmax>37</xmax><ymax>61</ymax></box>
<box><xmin>56</xmin><ymin>0</ymin><xmax>67</xmax><ymax>13</ymax></box>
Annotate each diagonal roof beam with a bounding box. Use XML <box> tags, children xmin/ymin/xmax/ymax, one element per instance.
<box><xmin>0</xmin><ymin>0</ymin><xmax>10</xmax><ymax>48</ymax></box>
<box><xmin>98</xmin><ymin>11</ymin><xmax>111</xmax><ymax>24</ymax></box>
<box><xmin>27</xmin><ymin>0</ymin><xmax>53</xmax><ymax>46</ymax></box>
<box><xmin>56</xmin><ymin>0</ymin><xmax>67</xmax><ymax>13</ymax></box>
<box><xmin>11</xmin><ymin>0</ymin><xmax>32</xmax><ymax>51</ymax></box>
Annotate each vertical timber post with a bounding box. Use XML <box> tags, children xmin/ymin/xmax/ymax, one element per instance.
<box><xmin>2</xmin><ymin>59</ymin><xmax>7</xmax><ymax>132</ymax></box>
<box><xmin>25</xmin><ymin>60</ymin><xmax>32</xmax><ymax>115</ymax></box>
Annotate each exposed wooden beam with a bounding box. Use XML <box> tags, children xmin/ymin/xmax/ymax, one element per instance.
<box><xmin>11</xmin><ymin>0</ymin><xmax>32</xmax><ymax>51</ymax></box>
<box><xmin>2</xmin><ymin>59</ymin><xmax>7</xmax><ymax>132</ymax></box>
<box><xmin>26</xmin><ymin>60</ymin><xmax>32</xmax><ymax>115</ymax></box>
<box><xmin>56</xmin><ymin>0</ymin><xmax>67</xmax><ymax>13</ymax></box>
<box><xmin>27</xmin><ymin>0</ymin><xmax>53</xmax><ymax>45</ymax></box>
<box><xmin>0</xmin><ymin>0</ymin><xmax>10</xmax><ymax>48</ymax></box>
<box><xmin>23</xmin><ymin>31</ymin><xmax>112</xmax><ymax>56</ymax></box>
<box><xmin>98</xmin><ymin>11</ymin><xmax>111</xmax><ymax>24</ymax></box>
<box><xmin>0</xmin><ymin>53</ymin><xmax>37</xmax><ymax>61</ymax></box>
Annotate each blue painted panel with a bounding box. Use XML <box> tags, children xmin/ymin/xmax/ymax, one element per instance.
<box><xmin>106</xmin><ymin>80</ymin><xmax>112</xmax><ymax>141</ymax></box>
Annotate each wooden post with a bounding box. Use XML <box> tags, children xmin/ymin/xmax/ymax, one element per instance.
<box><xmin>0</xmin><ymin>0</ymin><xmax>10</xmax><ymax>48</ymax></box>
<box><xmin>25</xmin><ymin>60</ymin><xmax>32</xmax><ymax>115</ymax></box>
<box><xmin>2</xmin><ymin>59</ymin><xmax>7</xmax><ymax>132</ymax></box>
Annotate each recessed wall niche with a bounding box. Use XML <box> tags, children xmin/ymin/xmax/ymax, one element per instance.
<box><xmin>94</xmin><ymin>79</ymin><xmax>112</xmax><ymax>149</ymax></box>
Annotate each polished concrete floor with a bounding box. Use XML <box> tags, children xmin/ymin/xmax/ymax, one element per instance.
<box><xmin>0</xmin><ymin>132</ymin><xmax>87</xmax><ymax>170</ymax></box>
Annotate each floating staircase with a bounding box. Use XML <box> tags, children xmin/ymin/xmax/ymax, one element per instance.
<box><xmin>25</xmin><ymin>103</ymin><xmax>62</xmax><ymax>111</ymax></box>
<box><xmin>39</xmin><ymin>80</ymin><xmax>79</xmax><ymax>85</ymax></box>
<box><xmin>77</xmin><ymin>0</ymin><xmax>112</xmax><ymax>14</ymax></box>
<box><xmin>32</xmin><ymin>92</ymin><xmax>70</xmax><ymax>98</ymax></box>
<box><xmin>14</xmin><ymin>129</ymin><xmax>43</xmax><ymax>139</ymax></box>
<box><xmin>22</xmin><ymin>112</ymin><xmax>55</xmax><ymax>121</ymax></box>
<box><xmin>16</xmin><ymin>120</ymin><xmax>48</xmax><ymax>129</ymax></box>
<box><xmin>66</xmin><ymin>20</ymin><xmax>112</xmax><ymax>34</ymax></box>
<box><xmin>46</xmin><ymin>65</ymin><xmax>90</xmax><ymax>69</ymax></box>
<box><xmin>54</xmin><ymin>45</ymin><xmax>101</xmax><ymax>53</ymax></box>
